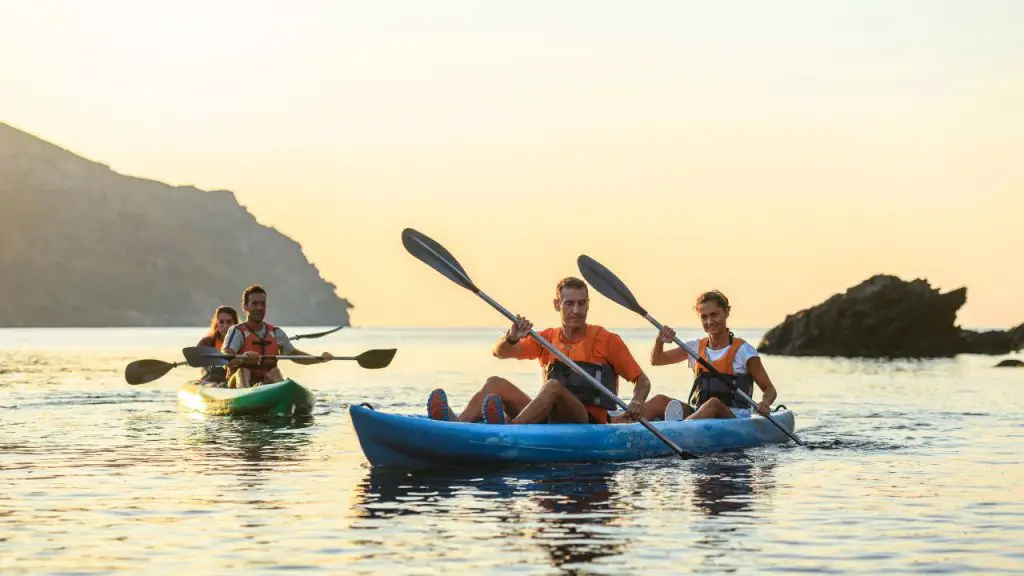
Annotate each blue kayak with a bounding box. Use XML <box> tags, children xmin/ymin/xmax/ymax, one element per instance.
<box><xmin>349</xmin><ymin>404</ymin><xmax>797</xmax><ymax>470</ymax></box>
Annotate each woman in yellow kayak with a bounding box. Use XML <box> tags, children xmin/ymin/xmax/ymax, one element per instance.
<box><xmin>644</xmin><ymin>290</ymin><xmax>779</xmax><ymax>421</ymax></box>
<box><xmin>196</xmin><ymin>305</ymin><xmax>239</xmax><ymax>386</ymax></box>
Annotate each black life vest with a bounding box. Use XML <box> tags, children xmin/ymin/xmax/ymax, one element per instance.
<box><xmin>688</xmin><ymin>336</ymin><xmax>754</xmax><ymax>409</ymax></box>
<box><xmin>545</xmin><ymin>359</ymin><xmax>620</xmax><ymax>411</ymax></box>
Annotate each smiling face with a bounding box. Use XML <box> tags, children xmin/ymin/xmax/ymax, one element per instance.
<box><xmin>697</xmin><ymin>300</ymin><xmax>729</xmax><ymax>337</ymax></box>
<box><xmin>244</xmin><ymin>291</ymin><xmax>267</xmax><ymax>324</ymax></box>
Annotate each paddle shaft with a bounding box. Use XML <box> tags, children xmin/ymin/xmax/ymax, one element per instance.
<box><xmin>291</xmin><ymin>325</ymin><xmax>345</xmax><ymax>341</ymax></box>
<box><xmin>644</xmin><ymin>314</ymin><xmax>805</xmax><ymax>446</ymax></box>
<box><xmin>476</xmin><ymin>292</ymin><xmax>696</xmax><ymax>459</ymax></box>
<box><xmin>211</xmin><ymin>354</ymin><xmax>354</xmax><ymax>361</ymax></box>
<box><xmin>402</xmin><ymin>228</ymin><xmax>696</xmax><ymax>459</ymax></box>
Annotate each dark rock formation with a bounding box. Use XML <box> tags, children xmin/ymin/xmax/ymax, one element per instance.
<box><xmin>959</xmin><ymin>329</ymin><xmax>1020</xmax><ymax>355</ymax></box>
<box><xmin>995</xmin><ymin>359</ymin><xmax>1023</xmax><ymax>368</ymax></box>
<box><xmin>0</xmin><ymin>122</ymin><xmax>352</xmax><ymax>327</ymax></box>
<box><xmin>757</xmin><ymin>274</ymin><xmax>1021</xmax><ymax>358</ymax></box>
<box><xmin>1011</xmin><ymin>323</ymin><xmax>1024</xmax><ymax>347</ymax></box>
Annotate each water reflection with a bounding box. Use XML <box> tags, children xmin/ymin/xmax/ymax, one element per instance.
<box><xmin>179</xmin><ymin>416</ymin><xmax>316</xmax><ymax>479</ymax></box>
<box><xmin>526</xmin><ymin>465</ymin><xmax>623</xmax><ymax>573</ymax></box>
<box><xmin>351</xmin><ymin>463</ymin><xmax>631</xmax><ymax>572</ymax></box>
<box><xmin>690</xmin><ymin>455</ymin><xmax>774</xmax><ymax>517</ymax></box>
<box><xmin>686</xmin><ymin>454</ymin><xmax>777</xmax><ymax>573</ymax></box>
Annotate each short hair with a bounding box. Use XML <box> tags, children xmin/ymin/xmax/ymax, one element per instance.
<box><xmin>242</xmin><ymin>284</ymin><xmax>267</xmax><ymax>306</ymax></box>
<box><xmin>695</xmin><ymin>289</ymin><xmax>730</xmax><ymax>312</ymax></box>
<box><xmin>555</xmin><ymin>276</ymin><xmax>588</xmax><ymax>298</ymax></box>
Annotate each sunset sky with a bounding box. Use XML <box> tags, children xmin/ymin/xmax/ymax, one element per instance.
<box><xmin>2</xmin><ymin>0</ymin><xmax>1021</xmax><ymax>329</ymax></box>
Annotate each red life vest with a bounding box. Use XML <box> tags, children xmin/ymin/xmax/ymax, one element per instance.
<box><xmin>231</xmin><ymin>322</ymin><xmax>281</xmax><ymax>383</ymax></box>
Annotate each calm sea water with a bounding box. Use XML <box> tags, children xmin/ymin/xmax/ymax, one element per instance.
<box><xmin>1</xmin><ymin>327</ymin><xmax>1022</xmax><ymax>575</ymax></box>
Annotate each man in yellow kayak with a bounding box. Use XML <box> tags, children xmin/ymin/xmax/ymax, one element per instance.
<box><xmin>221</xmin><ymin>284</ymin><xmax>333</xmax><ymax>388</ymax></box>
<box><xmin>426</xmin><ymin>276</ymin><xmax>651</xmax><ymax>424</ymax></box>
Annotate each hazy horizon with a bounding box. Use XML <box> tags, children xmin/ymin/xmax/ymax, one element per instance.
<box><xmin>3</xmin><ymin>0</ymin><xmax>1021</xmax><ymax>329</ymax></box>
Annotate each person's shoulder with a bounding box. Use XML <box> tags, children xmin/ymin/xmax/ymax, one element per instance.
<box><xmin>590</xmin><ymin>325</ymin><xmax>631</xmax><ymax>350</ymax></box>
<box><xmin>735</xmin><ymin>339</ymin><xmax>759</xmax><ymax>356</ymax></box>
<box><xmin>533</xmin><ymin>327</ymin><xmax>556</xmax><ymax>339</ymax></box>
<box><xmin>220</xmin><ymin>325</ymin><xmax>241</xmax><ymax>350</ymax></box>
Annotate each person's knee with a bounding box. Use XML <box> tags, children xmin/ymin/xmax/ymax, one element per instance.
<box><xmin>237</xmin><ymin>368</ymin><xmax>252</xmax><ymax>388</ymax></box>
<box><xmin>539</xmin><ymin>378</ymin><xmax>570</xmax><ymax>396</ymax></box>
<box><xmin>484</xmin><ymin>376</ymin><xmax>511</xmax><ymax>391</ymax></box>
<box><xmin>706</xmin><ymin>397</ymin><xmax>727</xmax><ymax>410</ymax></box>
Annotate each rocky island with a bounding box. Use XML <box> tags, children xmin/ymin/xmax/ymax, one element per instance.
<box><xmin>0</xmin><ymin>122</ymin><xmax>352</xmax><ymax>327</ymax></box>
<box><xmin>757</xmin><ymin>274</ymin><xmax>1022</xmax><ymax>359</ymax></box>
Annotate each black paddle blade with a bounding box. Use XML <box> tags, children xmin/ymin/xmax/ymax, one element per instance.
<box><xmin>355</xmin><ymin>348</ymin><xmax>397</xmax><ymax>369</ymax></box>
<box><xmin>124</xmin><ymin>359</ymin><xmax>176</xmax><ymax>385</ymax></box>
<box><xmin>577</xmin><ymin>255</ymin><xmax>647</xmax><ymax>316</ymax></box>
<box><xmin>181</xmin><ymin>346</ymin><xmax>230</xmax><ymax>368</ymax></box>
<box><xmin>401</xmin><ymin>228</ymin><xmax>478</xmax><ymax>292</ymax></box>
<box><xmin>291</xmin><ymin>324</ymin><xmax>345</xmax><ymax>341</ymax></box>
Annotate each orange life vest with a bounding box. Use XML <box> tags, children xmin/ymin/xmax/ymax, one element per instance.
<box><xmin>541</xmin><ymin>325</ymin><xmax>620</xmax><ymax>423</ymax></box>
<box><xmin>198</xmin><ymin>334</ymin><xmax>224</xmax><ymax>351</ymax></box>
<box><xmin>688</xmin><ymin>336</ymin><xmax>754</xmax><ymax>408</ymax></box>
<box><xmin>231</xmin><ymin>322</ymin><xmax>281</xmax><ymax>383</ymax></box>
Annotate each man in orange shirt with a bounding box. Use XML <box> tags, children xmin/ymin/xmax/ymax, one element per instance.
<box><xmin>426</xmin><ymin>276</ymin><xmax>651</xmax><ymax>424</ymax></box>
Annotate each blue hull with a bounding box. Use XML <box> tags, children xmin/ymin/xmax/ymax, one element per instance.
<box><xmin>349</xmin><ymin>404</ymin><xmax>797</xmax><ymax>470</ymax></box>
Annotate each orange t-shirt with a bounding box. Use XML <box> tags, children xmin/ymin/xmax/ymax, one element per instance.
<box><xmin>513</xmin><ymin>324</ymin><xmax>643</xmax><ymax>383</ymax></box>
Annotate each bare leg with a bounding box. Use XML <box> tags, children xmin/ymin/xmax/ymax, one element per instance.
<box><xmin>642</xmin><ymin>394</ymin><xmax>674</xmax><ymax>420</ymax></box>
<box><xmin>263</xmin><ymin>367</ymin><xmax>284</xmax><ymax>384</ymax></box>
<box><xmin>685</xmin><ymin>397</ymin><xmax>735</xmax><ymax>420</ymax></box>
<box><xmin>458</xmin><ymin>376</ymin><xmax>533</xmax><ymax>423</ymax></box>
<box><xmin>512</xmin><ymin>379</ymin><xmax>589</xmax><ymax>424</ymax></box>
<box><xmin>228</xmin><ymin>368</ymin><xmax>252</xmax><ymax>389</ymax></box>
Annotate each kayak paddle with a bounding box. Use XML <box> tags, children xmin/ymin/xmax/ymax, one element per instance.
<box><xmin>577</xmin><ymin>254</ymin><xmax>805</xmax><ymax>446</ymax></box>
<box><xmin>401</xmin><ymin>227</ymin><xmax>698</xmax><ymax>460</ymax></box>
<box><xmin>290</xmin><ymin>324</ymin><xmax>346</xmax><ymax>341</ymax></box>
<box><xmin>123</xmin><ymin>325</ymin><xmax>345</xmax><ymax>385</ymax></box>
<box><xmin>124</xmin><ymin>358</ymin><xmax>207</xmax><ymax>385</ymax></box>
<box><xmin>181</xmin><ymin>346</ymin><xmax>398</xmax><ymax>370</ymax></box>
